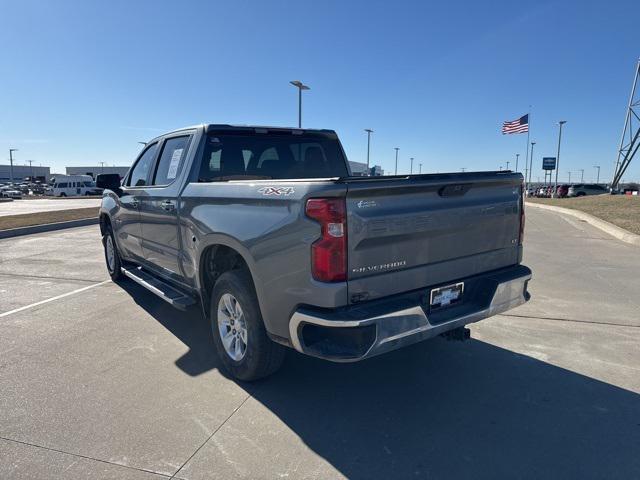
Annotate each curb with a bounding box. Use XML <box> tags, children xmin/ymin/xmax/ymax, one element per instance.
<box><xmin>526</xmin><ymin>201</ymin><xmax>640</xmax><ymax>246</ymax></box>
<box><xmin>0</xmin><ymin>217</ymin><xmax>99</xmax><ymax>240</ymax></box>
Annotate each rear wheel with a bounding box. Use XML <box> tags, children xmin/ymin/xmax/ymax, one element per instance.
<box><xmin>210</xmin><ymin>270</ymin><xmax>285</xmax><ymax>381</ymax></box>
<box><xmin>59</xmin><ymin>192</ymin><xmax>66</xmax><ymax>197</ymax></box>
<box><xmin>102</xmin><ymin>225</ymin><xmax>122</xmax><ymax>281</ymax></box>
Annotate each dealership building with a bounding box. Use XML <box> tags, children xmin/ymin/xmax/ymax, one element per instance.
<box><xmin>65</xmin><ymin>166</ymin><xmax>130</xmax><ymax>179</ymax></box>
<box><xmin>348</xmin><ymin>161</ymin><xmax>384</xmax><ymax>176</ymax></box>
<box><xmin>0</xmin><ymin>164</ymin><xmax>51</xmax><ymax>182</ymax></box>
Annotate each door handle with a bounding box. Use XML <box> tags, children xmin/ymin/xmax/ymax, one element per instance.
<box><xmin>161</xmin><ymin>200</ymin><xmax>176</xmax><ymax>211</ymax></box>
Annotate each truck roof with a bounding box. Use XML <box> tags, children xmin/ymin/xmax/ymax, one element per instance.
<box><xmin>154</xmin><ymin>124</ymin><xmax>337</xmax><ymax>138</ymax></box>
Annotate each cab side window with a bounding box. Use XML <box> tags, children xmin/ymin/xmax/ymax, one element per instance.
<box><xmin>152</xmin><ymin>136</ymin><xmax>191</xmax><ymax>186</ymax></box>
<box><xmin>127</xmin><ymin>143</ymin><xmax>158</xmax><ymax>187</ymax></box>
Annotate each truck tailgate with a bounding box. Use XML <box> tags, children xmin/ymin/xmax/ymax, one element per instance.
<box><xmin>345</xmin><ymin>172</ymin><xmax>523</xmax><ymax>303</ymax></box>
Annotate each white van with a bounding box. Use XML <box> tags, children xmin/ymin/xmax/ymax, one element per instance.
<box><xmin>47</xmin><ymin>175</ymin><xmax>97</xmax><ymax>197</ymax></box>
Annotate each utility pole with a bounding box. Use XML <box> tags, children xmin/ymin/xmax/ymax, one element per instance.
<box><xmin>394</xmin><ymin>147</ymin><xmax>399</xmax><ymax>175</ymax></box>
<box><xmin>579</xmin><ymin>169</ymin><xmax>584</xmax><ymax>183</ymax></box>
<box><xmin>9</xmin><ymin>149</ymin><xmax>18</xmax><ymax>183</ymax></box>
<box><xmin>594</xmin><ymin>165</ymin><xmax>601</xmax><ymax>184</ymax></box>
<box><xmin>289</xmin><ymin>80</ymin><xmax>310</xmax><ymax>128</ymax></box>
<box><xmin>515</xmin><ymin>153</ymin><xmax>520</xmax><ymax>172</ymax></box>
<box><xmin>419</xmin><ymin>163</ymin><xmax>422</xmax><ymax>174</ymax></box>
<box><xmin>553</xmin><ymin>121</ymin><xmax>567</xmax><ymax>197</ymax></box>
<box><xmin>568</xmin><ymin>171</ymin><xmax>572</xmax><ymax>183</ymax></box>
<box><xmin>364</xmin><ymin>129</ymin><xmax>373</xmax><ymax>171</ymax></box>
<box><xmin>410</xmin><ymin>157</ymin><xmax>414</xmax><ymax>174</ymax></box>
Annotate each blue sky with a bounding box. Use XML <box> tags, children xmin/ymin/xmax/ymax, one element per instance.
<box><xmin>1</xmin><ymin>0</ymin><xmax>639</xmax><ymax>182</ymax></box>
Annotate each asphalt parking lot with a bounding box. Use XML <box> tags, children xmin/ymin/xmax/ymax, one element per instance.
<box><xmin>1</xmin><ymin>208</ymin><xmax>638</xmax><ymax>479</ymax></box>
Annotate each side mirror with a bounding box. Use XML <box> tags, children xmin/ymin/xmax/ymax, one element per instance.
<box><xmin>96</xmin><ymin>174</ymin><xmax>122</xmax><ymax>193</ymax></box>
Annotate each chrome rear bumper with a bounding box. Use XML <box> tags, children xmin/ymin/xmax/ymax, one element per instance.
<box><xmin>289</xmin><ymin>266</ymin><xmax>531</xmax><ymax>362</ymax></box>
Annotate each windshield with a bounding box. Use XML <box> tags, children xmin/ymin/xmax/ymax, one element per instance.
<box><xmin>198</xmin><ymin>132</ymin><xmax>349</xmax><ymax>181</ymax></box>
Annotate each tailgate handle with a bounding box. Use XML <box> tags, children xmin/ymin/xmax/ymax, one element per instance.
<box><xmin>438</xmin><ymin>184</ymin><xmax>471</xmax><ymax>197</ymax></box>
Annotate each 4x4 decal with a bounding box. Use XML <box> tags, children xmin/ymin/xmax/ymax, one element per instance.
<box><xmin>257</xmin><ymin>187</ymin><xmax>295</xmax><ymax>196</ymax></box>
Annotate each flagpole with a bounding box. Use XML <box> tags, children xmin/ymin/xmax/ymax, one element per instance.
<box><xmin>524</xmin><ymin>106</ymin><xmax>531</xmax><ymax>189</ymax></box>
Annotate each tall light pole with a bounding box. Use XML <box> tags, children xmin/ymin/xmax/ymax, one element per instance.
<box><xmin>99</xmin><ymin>161</ymin><xmax>105</xmax><ymax>173</ymax></box>
<box><xmin>528</xmin><ymin>141</ymin><xmax>536</xmax><ymax>188</ymax></box>
<box><xmin>579</xmin><ymin>169</ymin><xmax>584</xmax><ymax>183</ymax></box>
<box><xmin>419</xmin><ymin>163</ymin><xmax>422</xmax><ymax>174</ymax></box>
<box><xmin>364</xmin><ymin>129</ymin><xmax>373</xmax><ymax>171</ymax></box>
<box><xmin>28</xmin><ymin>160</ymin><xmax>34</xmax><ymax>180</ymax></box>
<box><xmin>289</xmin><ymin>80</ymin><xmax>310</xmax><ymax>128</ymax></box>
<box><xmin>410</xmin><ymin>157</ymin><xmax>414</xmax><ymax>174</ymax></box>
<box><xmin>553</xmin><ymin>120</ymin><xmax>567</xmax><ymax>197</ymax></box>
<box><xmin>9</xmin><ymin>149</ymin><xmax>18</xmax><ymax>183</ymax></box>
<box><xmin>568</xmin><ymin>171</ymin><xmax>572</xmax><ymax>183</ymax></box>
<box><xmin>593</xmin><ymin>165</ymin><xmax>601</xmax><ymax>184</ymax></box>
<box><xmin>394</xmin><ymin>147</ymin><xmax>399</xmax><ymax>175</ymax></box>
<box><xmin>461</xmin><ymin>167</ymin><xmax>466</xmax><ymax>172</ymax></box>
<box><xmin>506</xmin><ymin>161</ymin><xmax>510</xmax><ymax>170</ymax></box>
<box><xmin>515</xmin><ymin>153</ymin><xmax>520</xmax><ymax>172</ymax></box>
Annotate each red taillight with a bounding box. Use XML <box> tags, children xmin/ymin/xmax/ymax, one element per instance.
<box><xmin>305</xmin><ymin>198</ymin><xmax>347</xmax><ymax>282</ymax></box>
<box><xmin>519</xmin><ymin>182</ymin><xmax>526</xmax><ymax>245</ymax></box>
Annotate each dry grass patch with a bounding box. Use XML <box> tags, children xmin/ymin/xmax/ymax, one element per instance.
<box><xmin>0</xmin><ymin>207</ymin><xmax>98</xmax><ymax>231</ymax></box>
<box><xmin>527</xmin><ymin>195</ymin><xmax>640</xmax><ymax>235</ymax></box>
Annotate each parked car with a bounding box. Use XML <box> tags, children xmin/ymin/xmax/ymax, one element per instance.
<box><xmin>557</xmin><ymin>184</ymin><xmax>569</xmax><ymax>198</ymax></box>
<box><xmin>0</xmin><ymin>185</ymin><xmax>23</xmax><ymax>199</ymax></box>
<box><xmin>98</xmin><ymin>124</ymin><xmax>531</xmax><ymax>381</ymax></box>
<box><xmin>568</xmin><ymin>183</ymin><xmax>607</xmax><ymax>197</ymax></box>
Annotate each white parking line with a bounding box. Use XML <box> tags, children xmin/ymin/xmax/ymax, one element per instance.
<box><xmin>0</xmin><ymin>280</ymin><xmax>111</xmax><ymax>318</ymax></box>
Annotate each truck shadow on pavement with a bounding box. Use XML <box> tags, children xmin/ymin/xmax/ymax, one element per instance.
<box><xmin>121</xmin><ymin>281</ymin><xmax>640</xmax><ymax>479</ymax></box>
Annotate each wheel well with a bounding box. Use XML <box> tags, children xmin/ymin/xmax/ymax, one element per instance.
<box><xmin>99</xmin><ymin>214</ymin><xmax>111</xmax><ymax>236</ymax></box>
<box><xmin>200</xmin><ymin>245</ymin><xmax>253</xmax><ymax>316</ymax></box>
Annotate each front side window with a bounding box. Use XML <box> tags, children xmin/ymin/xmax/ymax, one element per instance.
<box><xmin>128</xmin><ymin>142</ymin><xmax>158</xmax><ymax>187</ymax></box>
<box><xmin>152</xmin><ymin>136</ymin><xmax>191</xmax><ymax>185</ymax></box>
<box><xmin>198</xmin><ymin>132</ymin><xmax>348</xmax><ymax>181</ymax></box>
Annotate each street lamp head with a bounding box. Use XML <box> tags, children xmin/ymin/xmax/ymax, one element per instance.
<box><xmin>394</xmin><ymin>147</ymin><xmax>399</xmax><ymax>151</ymax></box>
<box><xmin>531</xmin><ymin>141</ymin><xmax>536</xmax><ymax>146</ymax></box>
<box><xmin>558</xmin><ymin>120</ymin><xmax>567</xmax><ymax>125</ymax></box>
<box><xmin>290</xmin><ymin>80</ymin><xmax>310</xmax><ymax>90</ymax></box>
<box><xmin>364</xmin><ymin>129</ymin><xmax>373</xmax><ymax>133</ymax></box>
<box><xmin>9</xmin><ymin>148</ymin><xmax>18</xmax><ymax>153</ymax></box>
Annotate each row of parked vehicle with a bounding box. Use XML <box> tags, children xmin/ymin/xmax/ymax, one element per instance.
<box><xmin>0</xmin><ymin>175</ymin><xmax>103</xmax><ymax>199</ymax></box>
<box><xmin>527</xmin><ymin>183</ymin><xmax>609</xmax><ymax>198</ymax></box>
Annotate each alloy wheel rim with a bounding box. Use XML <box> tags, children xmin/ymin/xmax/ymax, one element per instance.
<box><xmin>217</xmin><ymin>293</ymin><xmax>247</xmax><ymax>361</ymax></box>
<box><xmin>106</xmin><ymin>235</ymin><xmax>116</xmax><ymax>272</ymax></box>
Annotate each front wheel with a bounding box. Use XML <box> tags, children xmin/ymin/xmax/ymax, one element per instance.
<box><xmin>211</xmin><ymin>270</ymin><xmax>285</xmax><ymax>381</ymax></box>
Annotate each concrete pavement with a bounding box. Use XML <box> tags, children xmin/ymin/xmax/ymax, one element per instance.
<box><xmin>0</xmin><ymin>198</ymin><xmax>100</xmax><ymax>217</ymax></box>
<box><xmin>0</xmin><ymin>208</ymin><xmax>638</xmax><ymax>479</ymax></box>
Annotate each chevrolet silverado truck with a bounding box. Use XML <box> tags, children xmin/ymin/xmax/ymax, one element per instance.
<box><xmin>97</xmin><ymin>124</ymin><xmax>531</xmax><ymax>381</ymax></box>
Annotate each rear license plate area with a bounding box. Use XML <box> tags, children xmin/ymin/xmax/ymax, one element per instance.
<box><xmin>429</xmin><ymin>282</ymin><xmax>464</xmax><ymax>311</ymax></box>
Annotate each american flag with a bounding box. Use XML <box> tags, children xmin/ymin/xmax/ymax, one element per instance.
<box><xmin>502</xmin><ymin>114</ymin><xmax>529</xmax><ymax>134</ymax></box>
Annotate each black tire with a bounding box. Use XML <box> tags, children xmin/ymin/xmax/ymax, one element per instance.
<box><xmin>210</xmin><ymin>270</ymin><xmax>285</xmax><ymax>381</ymax></box>
<box><xmin>102</xmin><ymin>225</ymin><xmax>122</xmax><ymax>281</ymax></box>
<box><xmin>577</xmin><ymin>192</ymin><xmax>586</xmax><ymax>197</ymax></box>
<box><xmin>59</xmin><ymin>192</ymin><xmax>66</xmax><ymax>197</ymax></box>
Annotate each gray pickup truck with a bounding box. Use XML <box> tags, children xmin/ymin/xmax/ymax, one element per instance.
<box><xmin>97</xmin><ymin>124</ymin><xmax>531</xmax><ymax>380</ymax></box>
